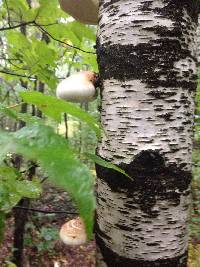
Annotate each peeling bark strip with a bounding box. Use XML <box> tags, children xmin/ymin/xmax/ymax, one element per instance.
<box><xmin>96</xmin><ymin>1</ymin><xmax>198</xmax><ymax>267</ymax></box>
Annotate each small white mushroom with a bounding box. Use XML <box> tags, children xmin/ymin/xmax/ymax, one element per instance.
<box><xmin>59</xmin><ymin>217</ymin><xmax>87</xmax><ymax>246</ymax></box>
<box><xmin>54</xmin><ymin>261</ymin><xmax>60</xmax><ymax>267</ymax></box>
<box><xmin>56</xmin><ymin>71</ymin><xmax>98</xmax><ymax>103</ymax></box>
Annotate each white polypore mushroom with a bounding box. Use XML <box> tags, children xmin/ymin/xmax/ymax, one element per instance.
<box><xmin>59</xmin><ymin>217</ymin><xmax>87</xmax><ymax>246</ymax></box>
<box><xmin>59</xmin><ymin>0</ymin><xmax>99</xmax><ymax>25</ymax></box>
<box><xmin>56</xmin><ymin>71</ymin><xmax>98</xmax><ymax>103</ymax></box>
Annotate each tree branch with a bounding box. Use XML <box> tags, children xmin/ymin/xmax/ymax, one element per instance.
<box><xmin>0</xmin><ymin>19</ymin><xmax>60</xmax><ymax>32</ymax></box>
<box><xmin>0</xmin><ymin>20</ymin><xmax>35</xmax><ymax>31</ymax></box>
<box><xmin>0</xmin><ymin>69</ymin><xmax>36</xmax><ymax>79</ymax></box>
<box><xmin>13</xmin><ymin>205</ymin><xmax>78</xmax><ymax>215</ymax></box>
<box><xmin>2</xmin><ymin>91</ymin><xmax>10</xmax><ymax>103</ymax></box>
<box><xmin>34</xmin><ymin>22</ymin><xmax>96</xmax><ymax>54</ymax></box>
<box><xmin>0</xmin><ymin>13</ymin><xmax>96</xmax><ymax>55</ymax></box>
<box><xmin>4</xmin><ymin>0</ymin><xmax>12</xmax><ymax>27</ymax></box>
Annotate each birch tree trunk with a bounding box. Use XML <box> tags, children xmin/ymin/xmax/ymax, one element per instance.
<box><xmin>197</xmin><ymin>14</ymin><xmax>200</xmax><ymax>65</ymax></box>
<box><xmin>95</xmin><ymin>1</ymin><xmax>198</xmax><ymax>266</ymax></box>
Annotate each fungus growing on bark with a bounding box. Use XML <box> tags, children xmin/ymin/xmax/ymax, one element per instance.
<box><xmin>56</xmin><ymin>71</ymin><xmax>99</xmax><ymax>103</ymax></box>
<box><xmin>59</xmin><ymin>0</ymin><xmax>99</xmax><ymax>25</ymax></box>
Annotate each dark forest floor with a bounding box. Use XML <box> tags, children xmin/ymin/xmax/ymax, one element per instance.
<box><xmin>0</xmin><ymin>182</ymin><xmax>95</xmax><ymax>267</ymax></box>
<box><xmin>1</xmin><ymin>181</ymin><xmax>200</xmax><ymax>267</ymax></box>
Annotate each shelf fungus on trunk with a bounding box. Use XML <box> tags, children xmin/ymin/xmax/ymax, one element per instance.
<box><xmin>56</xmin><ymin>71</ymin><xmax>99</xmax><ymax>103</ymax></box>
<box><xmin>58</xmin><ymin>0</ymin><xmax>99</xmax><ymax>25</ymax></box>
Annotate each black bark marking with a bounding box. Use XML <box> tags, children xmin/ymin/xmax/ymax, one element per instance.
<box><xmin>97</xmin><ymin>0</ymin><xmax>198</xmax><ymax>91</ymax></box>
<box><xmin>100</xmin><ymin>0</ymin><xmax>199</xmax><ymax>22</ymax></box>
<box><xmin>96</xmin><ymin>41</ymin><xmax>197</xmax><ymax>91</ymax></box>
<box><xmin>96</xmin><ymin>232</ymin><xmax>188</xmax><ymax>267</ymax></box>
<box><xmin>156</xmin><ymin>0</ymin><xmax>200</xmax><ymax>23</ymax></box>
<box><xmin>95</xmin><ymin>150</ymin><xmax>191</xmax><ymax>216</ymax></box>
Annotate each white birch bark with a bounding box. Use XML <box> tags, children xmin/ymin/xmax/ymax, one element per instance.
<box><xmin>197</xmin><ymin>14</ymin><xmax>200</xmax><ymax>65</ymax></box>
<box><xmin>96</xmin><ymin>1</ymin><xmax>198</xmax><ymax>267</ymax></box>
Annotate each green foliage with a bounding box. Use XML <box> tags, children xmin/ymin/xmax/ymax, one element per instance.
<box><xmin>0</xmin><ymin>0</ymin><xmax>98</xmax><ymax>248</ymax></box>
<box><xmin>6</xmin><ymin>31</ymin><xmax>58</xmax><ymax>89</ymax></box>
<box><xmin>1</xmin><ymin>0</ymin><xmax>97</xmax><ymax>87</ymax></box>
<box><xmin>0</xmin><ymin>123</ymin><xmax>95</xmax><ymax>238</ymax></box>
<box><xmin>192</xmin><ymin>150</ymin><xmax>200</xmax><ymax>181</ymax></box>
<box><xmin>25</xmin><ymin>222</ymin><xmax>58</xmax><ymax>253</ymax></box>
<box><xmin>0</xmin><ymin>164</ymin><xmax>41</xmax><ymax>242</ymax></box>
<box><xmin>68</xmin><ymin>22</ymin><xmax>96</xmax><ymax>42</ymax></box>
<box><xmin>0</xmin><ymin>103</ymin><xmax>42</xmax><ymax>125</ymax></box>
<box><xmin>84</xmin><ymin>153</ymin><xmax>132</xmax><ymax>180</ymax></box>
<box><xmin>0</xmin><ymin>104</ymin><xmax>18</xmax><ymax>120</ymax></box>
<box><xmin>35</xmin><ymin>0</ymin><xmax>67</xmax><ymax>23</ymax></box>
<box><xmin>191</xmin><ymin>151</ymin><xmax>200</xmax><ymax>244</ymax></box>
<box><xmin>5</xmin><ymin>0</ymin><xmax>29</xmax><ymax>16</ymax></box>
<box><xmin>37</xmin><ymin>226</ymin><xmax>59</xmax><ymax>252</ymax></box>
<box><xmin>0</xmin><ymin>165</ymin><xmax>41</xmax><ymax>212</ymax></box>
<box><xmin>20</xmin><ymin>91</ymin><xmax>101</xmax><ymax>137</ymax></box>
<box><xmin>5</xmin><ymin>261</ymin><xmax>17</xmax><ymax>267</ymax></box>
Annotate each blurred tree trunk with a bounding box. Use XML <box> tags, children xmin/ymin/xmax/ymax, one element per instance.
<box><xmin>12</xmin><ymin>6</ymin><xmax>49</xmax><ymax>267</ymax></box>
<box><xmin>95</xmin><ymin>1</ymin><xmax>199</xmax><ymax>267</ymax></box>
<box><xmin>12</xmin><ymin>20</ymin><xmax>29</xmax><ymax>266</ymax></box>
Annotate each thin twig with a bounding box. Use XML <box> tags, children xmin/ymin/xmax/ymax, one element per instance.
<box><xmin>0</xmin><ymin>57</ymin><xmax>21</xmax><ymax>61</ymax></box>
<box><xmin>7</xmin><ymin>103</ymin><xmax>23</xmax><ymax>109</ymax></box>
<box><xmin>13</xmin><ymin>206</ymin><xmax>78</xmax><ymax>215</ymax></box>
<box><xmin>0</xmin><ymin>20</ymin><xmax>58</xmax><ymax>32</ymax></box>
<box><xmin>4</xmin><ymin>0</ymin><xmax>12</xmax><ymax>27</ymax></box>
<box><xmin>32</xmin><ymin>22</ymin><xmax>59</xmax><ymax>27</ymax></box>
<box><xmin>2</xmin><ymin>91</ymin><xmax>9</xmax><ymax>103</ymax></box>
<box><xmin>7</xmin><ymin>59</ymin><xmax>27</xmax><ymax>71</ymax></box>
<box><xmin>0</xmin><ymin>20</ymin><xmax>35</xmax><ymax>31</ymax></box>
<box><xmin>0</xmin><ymin>69</ymin><xmax>36</xmax><ymax>79</ymax></box>
<box><xmin>35</xmin><ymin>22</ymin><xmax>96</xmax><ymax>54</ymax></box>
<box><xmin>0</xmin><ymin>18</ymin><xmax>96</xmax><ymax>54</ymax></box>
<box><xmin>2</xmin><ymin>80</ymin><xmax>21</xmax><ymax>103</ymax></box>
<box><xmin>40</xmin><ymin>177</ymin><xmax>49</xmax><ymax>184</ymax></box>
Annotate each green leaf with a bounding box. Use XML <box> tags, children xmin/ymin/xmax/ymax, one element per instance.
<box><xmin>35</xmin><ymin>0</ymin><xmax>66</xmax><ymax>24</ymax></box>
<box><xmin>20</xmin><ymin>91</ymin><xmax>101</xmax><ymax>137</ymax></box>
<box><xmin>0</xmin><ymin>124</ymin><xmax>95</xmax><ymax>238</ymax></box>
<box><xmin>16</xmin><ymin>179</ymin><xmax>41</xmax><ymax>199</ymax></box>
<box><xmin>68</xmin><ymin>22</ymin><xmax>96</xmax><ymax>42</ymax></box>
<box><xmin>0</xmin><ymin>166</ymin><xmax>21</xmax><ymax>211</ymax></box>
<box><xmin>6</xmin><ymin>32</ymin><xmax>30</xmax><ymax>51</ymax></box>
<box><xmin>43</xmin><ymin>24</ymin><xmax>80</xmax><ymax>45</ymax></box>
<box><xmin>0</xmin><ymin>165</ymin><xmax>41</xmax><ymax>212</ymax></box>
<box><xmin>0</xmin><ymin>104</ymin><xmax>18</xmax><ymax>119</ymax></box>
<box><xmin>5</xmin><ymin>261</ymin><xmax>17</xmax><ymax>267</ymax></box>
<box><xmin>0</xmin><ymin>103</ymin><xmax>41</xmax><ymax>124</ymax></box>
<box><xmin>81</xmin><ymin>52</ymin><xmax>98</xmax><ymax>72</ymax></box>
<box><xmin>33</xmin><ymin>41</ymin><xmax>56</xmax><ymax>67</ymax></box>
<box><xmin>84</xmin><ymin>153</ymin><xmax>133</xmax><ymax>180</ymax></box>
<box><xmin>6</xmin><ymin>0</ymin><xmax>29</xmax><ymax>18</ymax></box>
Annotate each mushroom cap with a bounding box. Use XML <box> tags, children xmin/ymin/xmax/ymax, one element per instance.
<box><xmin>56</xmin><ymin>71</ymin><xmax>97</xmax><ymax>103</ymax></box>
<box><xmin>59</xmin><ymin>0</ymin><xmax>98</xmax><ymax>25</ymax></box>
<box><xmin>59</xmin><ymin>217</ymin><xmax>87</xmax><ymax>246</ymax></box>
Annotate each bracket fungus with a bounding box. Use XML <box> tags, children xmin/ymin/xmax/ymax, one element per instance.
<box><xmin>56</xmin><ymin>71</ymin><xmax>99</xmax><ymax>103</ymax></box>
